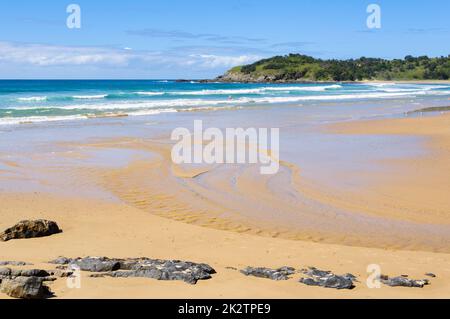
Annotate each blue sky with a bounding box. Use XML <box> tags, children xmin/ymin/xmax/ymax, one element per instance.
<box><xmin>0</xmin><ymin>0</ymin><xmax>449</xmax><ymax>79</ymax></box>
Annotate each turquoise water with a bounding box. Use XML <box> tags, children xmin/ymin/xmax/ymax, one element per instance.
<box><xmin>0</xmin><ymin>80</ymin><xmax>449</xmax><ymax>125</ymax></box>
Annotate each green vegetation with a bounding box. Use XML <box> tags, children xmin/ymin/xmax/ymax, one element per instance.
<box><xmin>220</xmin><ymin>54</ymin><xmax>450</xmax><ymax>82</ymax></box>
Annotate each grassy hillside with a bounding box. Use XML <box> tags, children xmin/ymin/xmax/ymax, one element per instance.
<box><xmin>216</xmin><ymin>54</ymin><xmax>450</xmax><ymax>82</ymax></box>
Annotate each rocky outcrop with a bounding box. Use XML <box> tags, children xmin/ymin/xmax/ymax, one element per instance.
<box><xmin>215</xmin><ymin>71</ymin><xmax>279</xmax><ymax>83</ymax></box>
<box><xmin>50</xmin><ymin>256</ymin><xmax>120</xmax><ymax>272</ymax></box>
<box><xmin>0</xmin><ymin>276</ymin><xmax>53</xmax><ymax>299</ymax></box>
<box><xmin>240</xmin><ymin>266</ymin><xmax>296</xmax><ymax>281</ymax></box>
<box><xmin>0</xmin><ymin>220</ymin><xmax>62</xmax><ymax>241</ymax></box>
<box><xmin>299</xmin><ymin>267</ymin><xmax>356</xmax><ymax>290</ymax></box>
<box><xmin>50</xmin><ymin>256</ymin><xmax>216</xmax><ymax>285</ymax></box>
<box><xmin>380</xmin><ymin>275</ymin><xmax>429</xmax><ymax>288</ymax></box>
<box><xmin>0</xmin><ymin>261</ymin><xmax>32</xmax><ymax>266</ymax></box>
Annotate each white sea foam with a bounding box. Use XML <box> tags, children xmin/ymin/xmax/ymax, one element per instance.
<box><xmin>377</xmin><ymin>88</ymin><xmax>421</xmax><ymax>93</ymax></box>
<box><xmin>372</xmin><ymin>83</ymin><xmax>449</xmax><ymax>93</ymax></box>
<box><xmin>367</xmin><ymin>82</ymin><xmax>394</xmax><ymax>87</ymax></box>
<box><xmin>0</xmin><ymin>114</ymin><xmax>86</xmax><ymax>125</ymax></box>
<box><xmin>168</xmin><ymin>84</ymin><xmax>342</xmax><ymax>95</ymax></box>
<box><xmin>9</xmin><ymin>88</ymin><xmax>448</xmax><ymax>112</ymax></box>
<box><xmin>0</xmin><ymin>109</ymin><xmax>178</xmax><ymax>126</ymax></box>
<box><xmin>16</xmin><ymin>96</ymin><xmax>47</xmax><ymax>102</ymax></box>
<box><xmin>72</xmin><ymin>94</ymin><xmax>108</xmax><ymax>99</ymax></box>
<box><xmin>135</xmin><ymin>91</ymin><xmax>165</xmax><ymax>96</ymax></box>
<box><xmin>3</xmin><ymin>84</ymin><xmax>450</xmax><ymax>126</ymax></box>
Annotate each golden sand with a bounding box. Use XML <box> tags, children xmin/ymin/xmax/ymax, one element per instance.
<box><xmin>0</xmin><ymin>192</ymin><xmax>449</xmax><ymax>299</ymax></box>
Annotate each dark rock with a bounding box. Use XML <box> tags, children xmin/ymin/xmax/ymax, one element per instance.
<box><xmin>380</xmin><ymin>275</ymin><xmax>429</xmax><ymax>288</ymax></box>
<box><xmin>0</xmin><ymin>261</ymin><xmax>32</xmax><ymax>266</ymax></box>
<box><xmin>16</xmin><ymin>269</ymin><xmax>51</xmax><ymax>277</ymax></box>
<box><xmin>49</xmin><ymin>269</ymin><xmax>74</xmax><ymax>278</ymax></box>
<box><xmin>240</xmin><ymin>266</ymin><xmax>295</xmax><ymax>281</ymax></box>
<box><xmin>1</xmin><ymin>268</ymin><xmax>51</xmax><ymax>279</ymax></box>
<box><xmin>425</xmin><ymin>273</ymin><xmax>436</xmax><ymax>278</ymax></box>
<box><xmin>82</xmin><ymin>257</ymin><xmax>216</xmax><ymax>284</ymax></box>
<box><xmin>343</xmin><ymin>273</ymin><xmax>358</xmax><ymax>281</ymax></box>
<box><xmin>49</xmin><ymin>256</ymin><xmax>120</xmax><ymax>272</ymax></box>
<box><xmin>49</xmin><ymin>256</ymin><xmax>72</xmax><ymax>265</ymax></box>
<box><xmin>71</xmin><ymin>257</ymin><xmax>121</xmax><ymax>272</ymax></box>
<box><xmin>0</xmin><ymin>276</ymin><xmax>52</xmax><ymax>299</ymax></box>
<box><xmin>0</xmin><ymin>267</ymin><xmax>12</xmax><ymax>277</ymax></box>
<box><xmin>299</xmin><ymin>267</ymin><xmax>356</xmax><ymax>289</ymax></box>
<box><xmin>0</xmin><ymin>219</ymin><xmax>61</xmax><ymax>241</ymax></box>
<box><xmin>225</xmin><ymin>266</ymin><xmax>238</xmax><ymax>271</ymax></box>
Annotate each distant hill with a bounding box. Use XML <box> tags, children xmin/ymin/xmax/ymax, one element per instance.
<box><xmin>215</xmin><ymin>54</ymin><xmax>450</xmax><ymax>82</ymax></box>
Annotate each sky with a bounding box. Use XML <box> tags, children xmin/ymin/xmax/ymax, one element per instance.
<box><xmin>0</xmin><ymin>0</ymin><xmax>449</xmax><ymax>79</ymax></box>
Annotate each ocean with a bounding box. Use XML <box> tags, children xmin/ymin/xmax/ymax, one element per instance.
<box><xmin>0</xmin><ymin>80</ymin><xmax>450</xmax><ymax>126</ymax></box>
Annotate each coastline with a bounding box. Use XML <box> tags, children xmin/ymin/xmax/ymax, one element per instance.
<box><xmin>1</xmin><ymin>105</ymin><xmax>450</xmax><ymax>298</ymax></box>
<box><xmin>202</xmin><ymin>78</ymin><xmax>450</xmax><ymax>84</ymax></box>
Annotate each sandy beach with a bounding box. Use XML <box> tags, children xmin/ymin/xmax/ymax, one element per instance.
<box><xmin>1</xmin><ymin>105</ymin><xmax>450</xmax><ymax>298</ymax></box>
<box><xmin>1</xmin><ymin>0</ymin><xmax>449</xmax><ymax>305</ymax></box>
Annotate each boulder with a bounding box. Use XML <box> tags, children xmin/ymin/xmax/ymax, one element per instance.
<box><xmin>0</xmin><ymin>276</ymin><xmax>52</xmax><ymax>299</ymax></box>
<box><xmin>0</xmin><ymin>267</ymin><xmax>52</xmax><ymax>279</ymax></box>
<box><xmin>240</xmin><ymin>266</ymin><xmax>296</xmax><ymax>280</ymax></box>
<box><xmin>0</xmin><ymin>220</ymin><xmax>61</xmax><ymax>241</ymax></box>
<box><xmin>299</xmin><ymin>267</ymin><xmax>356</xmax><ymax>289</ymax></box>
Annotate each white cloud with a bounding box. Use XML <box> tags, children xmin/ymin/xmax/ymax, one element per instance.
<box><xmin>188</xmin><ymin>54</ymin><xmax>261</xmax><ymax>68</ymax></box>
<box><xmin>0</xmin><ymin>41</ymin><xmax>261</xmax><ymax>69</ymax></box>
<box><xmin>0</xmin><ymin>41</ymin><xmax>265</xmax><ymax>78</ymax></box>
<box><xmin>0</xmin><ymin>42</ymin><xmax>132</xmax><ymax>66</ymax></box>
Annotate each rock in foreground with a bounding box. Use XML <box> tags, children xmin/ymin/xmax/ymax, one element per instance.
<box><xmin>240</xmin><ymin>266</ymin><xmax>296</xmax><ymax>281</ymax></box>
<box><xmin>0</xmin><ymin>220</ymin><xmax>61</xmax><ymax>241</ymax></box>
<box><xmin>0</xmin><ymin>268</ymin><xmax>51</xmax><ymax>278</ymax></box>
<box><xmin>50</xmin><ymin>256</ymin><xmax>120</xmax><ymax>272</ymax></box>
<box><xmin>0</xmin><ymin>276</ymin><xmax>53</xmax><ymax>299</ymax></box>
<box><xmin>50</xmin><ymin>256</ymin><xmax>216</xmax><ymax>284</ymax></box>
<box><xmin>299</xmin><ymin>267</ymin><xmax>356</xmax><ymax>290</ymax></box>
<box><xmin>380</xmin><ymin>275</ymin><xmax>429</xmax><ymax>288</ymax></box>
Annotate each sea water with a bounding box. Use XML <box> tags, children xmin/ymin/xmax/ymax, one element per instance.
<box><xmin>1</xmin><ymin>80</ymin><xmax>449</xmax><ymax>126</ymax></box>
